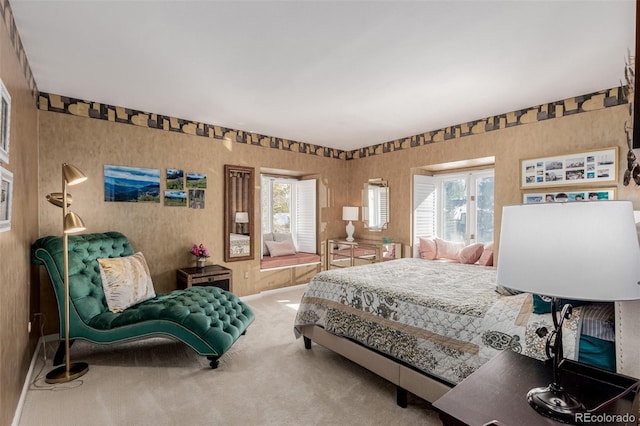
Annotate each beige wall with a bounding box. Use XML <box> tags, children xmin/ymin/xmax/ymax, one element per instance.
<box><xmin>38</xmin><ymin>111</ymin><xmax>349</xmax><ymax>299</ymax></box>
<box><xmin>0</xmin><ymin>13</ymin><xmax>39</xmax><ymax>426</ymax></box>
<box><xmin>349</xmin><ymin>105</ymin><xmax>640</xmax><ymax>254</ymax></box>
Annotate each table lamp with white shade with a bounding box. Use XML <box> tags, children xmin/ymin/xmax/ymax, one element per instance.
<box><xmin>496</xmin><ymin>200</ymin><xmax>640</xmax><ymax>423</ymax></box>
<box><xmin>342</xmin><ymin>206</ymin><xmax>358</xmax><ymax>242</ymax></box>
<box><xmin>235</xmin><ymin>211</ymin><xmax>249</xmax><ymax>234</ymax></box>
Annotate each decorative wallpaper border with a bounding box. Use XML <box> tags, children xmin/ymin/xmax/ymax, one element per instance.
<box><xmin>39</xmin><ymin>88</ymin><xmax>627</xmax><ymax>161</ymax></box>
<box><xmin>0</xmin><ymin>0</ymin><xmax>38</xmax><ymax>99</ymax></box>
<box><xmin>348</xmin><ymin>87</ymin><xmax>627</xmax><ymax>160</ymax></box>
<box><xmin>38</xmin><ymin>93</ymin><xmax>346</xmax><ymax>159</ymax></box>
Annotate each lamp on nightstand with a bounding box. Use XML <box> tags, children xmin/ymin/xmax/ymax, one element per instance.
<box><xmin>497</xmin><ymin>201</ymin><xmax>640</xmax><ymax>424</ymax></box>
<box><xmin>342</xmin><ymin>206</ymin><xmax>358</xmax><ymax>242</ymax></box>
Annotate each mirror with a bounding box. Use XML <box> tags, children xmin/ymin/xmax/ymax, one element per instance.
<box><xmin>362</xmin><ymin>178</ymin><xmax>389</xmax><ymax>231</ymax></box>
<box><xmin>224</xmin><ymin>165</ymin><xmax>255</xmax><ymax>262</ymax></box>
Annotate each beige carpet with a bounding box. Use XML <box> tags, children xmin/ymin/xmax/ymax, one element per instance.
<box><xmin>17</xmin><ymin>285</ymin><xmax>441</xmax><ymax>426</ymax></box>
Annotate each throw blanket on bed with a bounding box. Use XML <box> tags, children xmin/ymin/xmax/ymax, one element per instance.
<box><xmin>294</xmin><ymin>258</ymin><xmax>580</xmax><ymax>385</ymax></box>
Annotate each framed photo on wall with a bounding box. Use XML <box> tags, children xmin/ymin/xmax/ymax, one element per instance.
<box><xmin>104</xmin><ymin>165</ymin><xmax>160</xmax><ymax>203</ymax></box>
<box><xmin>0</xmin><ymin>78</ymin><xmax>11</xmax><ymax>164</ymax></box>
<box><xmin>166</xmin><ymin>168</ymin><xmax>184</xmax><ymax>190</ymax></box>
<box><xmin>0</xmin><ymin>166</ymin><xmax>13</xmax><ymax>232</ymax></box>
<box><xmin>520</xmin><ymin>147</ymin><xmax>618</xmax><ymax>189</ymax></box>
<box><xmin>523</xmin><ymin>188</ymin><xmax>616</xmax><ymax>204</ymax></box>
<box><xmin>186</xmin><ymin>172</ymin><xmax>207</xmax><ymax>189</ymax></box>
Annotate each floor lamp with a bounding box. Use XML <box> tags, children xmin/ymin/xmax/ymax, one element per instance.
<box><xmin>496</xmin><ymin>201</ymin><xmax>640</xmax><ymax>424</ymax></box>
<box><xmin>45</xmin><ymin>163</ymin><xmax>89</xmax><ymax>384</ymax></box>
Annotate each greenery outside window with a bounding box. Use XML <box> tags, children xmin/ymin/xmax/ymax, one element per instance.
<box><xmin>261</xmin><ymin>175</ymin><xmax>317</xmax><ymax>255</ymax></box>
<box><xmin>413</xmin><ymin>169</ymin><xmax>494</xmax><ymax>246</ymax></box>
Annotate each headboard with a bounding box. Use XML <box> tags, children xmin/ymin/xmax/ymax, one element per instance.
<box><xmin>615</xmin><ymin>300</ymin><xmax>640</xmax><ymax>379</ymax></box>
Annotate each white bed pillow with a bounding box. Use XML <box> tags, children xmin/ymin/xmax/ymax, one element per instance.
<box><xmin>263</xmin><ymin>232</ymin><xmax>274</xmax><ymax>256</ymax></box>
<box><xmin>98</xmin><ymin>252</ymin><xmax>156</xmax><ymax>313</ymax></box>
<box><xmin>435</xmin><ymin>238</ymin><xmax>465</xmax><ymax>261</ymax></box>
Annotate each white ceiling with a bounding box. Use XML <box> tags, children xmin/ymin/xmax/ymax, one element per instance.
<box><xmin>8</xmin><ymin>0</ymin><xmax>636</xmax><ymax>152</ymax></box>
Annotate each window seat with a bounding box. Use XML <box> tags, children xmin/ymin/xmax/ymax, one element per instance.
<box><xmin>260</xmin><ymin>252</ymin><xmax>321</xmax><ymax>271</ymax></box>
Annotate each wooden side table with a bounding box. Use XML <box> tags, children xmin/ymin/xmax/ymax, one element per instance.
<box><xmin>432</xmin><ymin>350</ymin><xmax>639</xmax><ymax>426</ymax></box>
<box><xmin>176</xmin><ymin>265</ymin><xmax>232</xmax><ymax>292</ymax></box>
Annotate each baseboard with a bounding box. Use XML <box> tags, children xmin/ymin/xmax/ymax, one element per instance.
<box><xmin>12</xmin><ymin>334</ymin><xmax>57</xmax><ymax>426</ymax></box>
<box><xmin>240</xmin><ymin>283</ymin><xmax>308</xmax><ymax>301</ymax></box>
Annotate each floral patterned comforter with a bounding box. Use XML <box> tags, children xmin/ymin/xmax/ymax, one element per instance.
<box><xmin>294</xmin><ymin>258</ymin><xmax>580</xmax><ymax>385</ymax></box>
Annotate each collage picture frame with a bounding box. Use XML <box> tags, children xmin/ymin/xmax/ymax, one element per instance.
<box><xmin>520</xmin><ymin>147</ymin><xmax>618</xmax><ymax>189</ymax></box>
<box><xmin>523</xmin><ymin>188</ymin><xmax>616</xmax><ymax>204</ymax></box>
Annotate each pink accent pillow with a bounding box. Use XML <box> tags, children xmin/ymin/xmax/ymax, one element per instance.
<box><xmin>478</xmin><ymin>242</ymin><xmax>494</xmax><ymax>266</ymax></box>
<box><xmin>458</xmin><ymin>243</ymin><xmax>485</xmax><ymax>264</ymax></box>
<box><xmin>435</xmin><ymin>238</ymin><xmax>465</xmax><ymax>261</ymax></box>
<box><xmin>419</xmin><ymin>237</ymin><xmax>437</xmax><ymax>260</ymax></box>
<box><xmin>264</xmin><ymin>239</ymin><xmax>297</xmax><ymax>257</ymax></box>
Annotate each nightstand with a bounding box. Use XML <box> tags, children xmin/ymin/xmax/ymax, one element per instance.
<box><xmin>176</xmin><ymin>265</ymin><xmax>232</xmax><ymax>291</ymax></box>
<box><xmin>432</xmin><ymin>350</ymin><xmax>639</xmax><ymax>426</ymax></box>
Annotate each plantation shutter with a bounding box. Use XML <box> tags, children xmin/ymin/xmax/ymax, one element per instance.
<box><xmin>413</xmin><ymin>174</ymin><xmax>437</xmax><ymax>244</ymax></box>
<box><xmin>295</xmin><ymin>179</ymin><xmax>317</xmax><ymax>253</ymax></box>
<box><xmin>379</xmin><ymin>185</ymin><xmax>389</xmax><ymax>226</ymax></box>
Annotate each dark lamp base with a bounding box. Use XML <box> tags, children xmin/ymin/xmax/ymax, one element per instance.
<box><xmin>527</xmin><ymin>384</ymin><xmax>585</xmax><ymax>424</ymax></box>
<box><xmin>45</xmin><ymin>362</ymin><xmax>89</xmax><ymax>384</ymax></box>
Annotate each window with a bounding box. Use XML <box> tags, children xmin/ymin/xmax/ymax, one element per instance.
<box><xmin>261</xmin><ymin>175</ymin><xmax>317</xmax><ymax>254</ymax></box>
<box><xmin>413</xmin><ymin>169</ymin><xmax>494</xmax><ymax>247</ymax></box>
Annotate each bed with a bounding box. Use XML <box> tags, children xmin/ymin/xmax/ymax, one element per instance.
<box><xmin>294</xmin><ymin>258</ymin><xmax>638</xmax><ymax>406</ymax></box>
<box><xmin>229</xmin><ymin>233</ymin><xmax>251</xmax><ymax>256</ymax></box>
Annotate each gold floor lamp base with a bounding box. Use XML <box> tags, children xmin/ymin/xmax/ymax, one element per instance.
<box><xmin>45</xmin><ymin>362</ymin><xmax>89</xmax><ymax>384</ymax></box>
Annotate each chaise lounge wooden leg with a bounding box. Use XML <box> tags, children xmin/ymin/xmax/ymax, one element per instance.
<box><xmin>303</xmin><ymin>336</ymin><xmax>312</xmax><ymax>349</ymax></box>
<box><xmin>207</xmin><ymin>356</ymin><xmax>220</xmax><ymax>369</ymax></box>
<box><xmin>396</xmin><ymin>386</ymin><xmax>408</xmax><ymax>408</ymax></box>
<box><xmin>52</xmin><ymin>340</ymin><xmax>74</xmax><ymax>366</ymax></box>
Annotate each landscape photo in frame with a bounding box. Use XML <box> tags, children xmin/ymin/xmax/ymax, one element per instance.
<box><xmin>189</xmin><ymin>189</ymin><xmax>205</xmax><ymax>209</ymax></box>
<box><xmin>166</xmin><ymin>168</ymin><xmax>184</xmax><ymax>190</ymax></box>
<box><xmin>186</xmin><ymin>172</ymin><xmax>207</xmax><ymax>189</ymax></box>
<box><xmin>104</xmin><ymin>165</ymin><xmax>160</xmax><ymax>203</ymax></box>
<box><xmin>164</xmin><ymin>190</ymin><xmax>187</xmax><ymax>207</ymax></box>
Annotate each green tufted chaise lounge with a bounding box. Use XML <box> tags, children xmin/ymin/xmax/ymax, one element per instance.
<box><xmin>31</xmin><ymin>231</ymin><xmax>255</xmax><ymax>368</ymax></box>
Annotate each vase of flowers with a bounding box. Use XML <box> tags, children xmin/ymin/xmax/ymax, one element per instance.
<box><xmin>191</xmin><ymin>243</ymin><xmax>210</xmax><ymax>268</ymax></box>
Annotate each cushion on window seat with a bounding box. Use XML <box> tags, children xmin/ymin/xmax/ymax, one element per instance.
<box><xmin>261</xmin><ymin>252</ymin><xmax>321</xmax><ymax>269</ymax></box>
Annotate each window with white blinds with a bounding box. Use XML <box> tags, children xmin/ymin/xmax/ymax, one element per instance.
<box><xmin>261</xmin><ymin>175</ymin><xmax>317</xmax><ymax>254</ymax></box>
<box><xmin>413</xmin><ymin>175</ymin><xmax>437</xmax><ymax>249</ymax></box>
<box><xmin>293</xmin><ymin>179</ymin><xmax>316</xmax><ymax>253</ymax></box>
<box><xmin>413</xmin><ymin>169</ymin><xmax>494</xmax><ymax>249</ymax></box>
